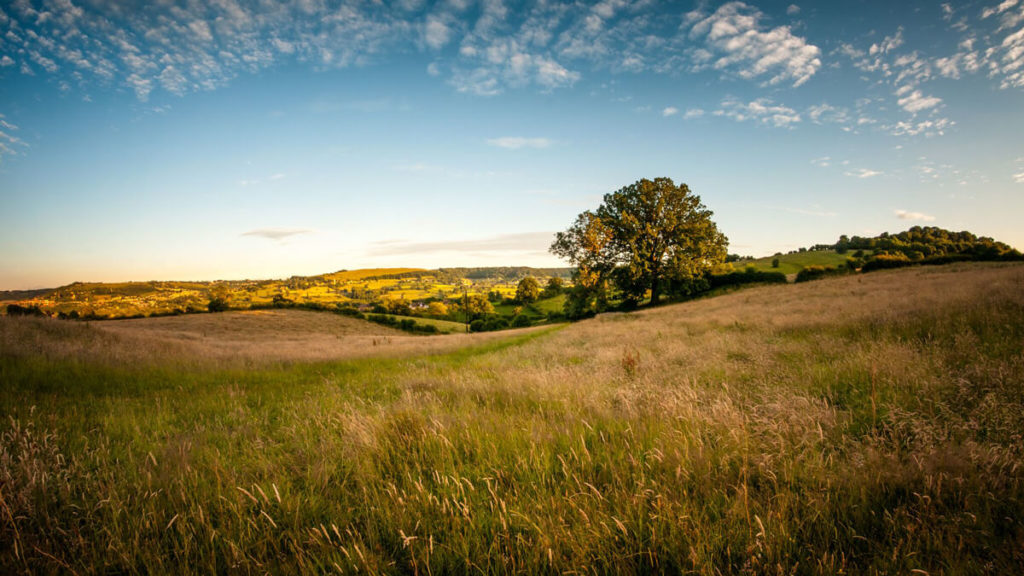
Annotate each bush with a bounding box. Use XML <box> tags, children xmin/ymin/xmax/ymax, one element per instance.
<box><xmin>771</xmin><ymin>258</ymin><xmax>780</xmax><ymax>268</ymax></box>
<box><xmin>335</xmin><ymin>306</ymin><xmax>365</xmax><ymax>319</ymax></box>
<box><xmin>511</xmin><ymin>314</ymin><xmax>532</xmax><ymax>328</ymax></box>
<box><xmin>667</xmin><ymin>275</ymin><xmax>711</xmax><ymax>298</ymax></box>
<box><xmin>469</xmin><ymin>316</ymin><xmax>511</xmax><ymax>332</ymax></box>
<box><xmin>794</xmin><ymin>266</ymin><xmax>849</xmax><ymax>283</ymax></box>
<box><xmin>541</xmin><ymin>277</ymin><xmax>564</xmax><ymax>298</ymax></box>
<box><xmin>860</xmin><ymin>254</ymin><xmax>913</xmax><ymax>272</ymax></box>
<box><xmin>709</xmin><ymin>270</ymin><xmax>787</xmax><ymax>289</ymax></box>
<box><xmin>207</xmin><ymin>298</ymin><xmax>229</xmax><ymax>313</ymax></box>
<box><xmin>6</xmin><ymin>304</ymin><xmax>46</xmax><ymax>317</ymax></box>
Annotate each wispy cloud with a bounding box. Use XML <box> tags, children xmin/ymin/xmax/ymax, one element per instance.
<box><xmin>786</xmin><ymin>206</ymin><xmax>837</xmax><ymax>217</ymax></box>
<box><xmin>846</xmin><ymin>168</ymin><xmax>883</xmax><ymax>178</ymax></box>
<box><xmin>683</xmin><ymin>108</ymin><xmax>705</xmax><ymax>119</ymax></box>
<box><xmin>687</xmin><ymin>1</ymin><xmax>821</xmax><ymax>87</ymax></box>
<box><xmin>896</xmin><ymin>88</ymin><xmax>943</xmax><ymax>113</ymax></box>
<box><xmin>811</xmin><ymin>156</ymin><xmax>831</xmax><ymax>167</ymax></box>
<box><xmin>662</xmin><ymin>106</ymin><xmax>679</xmax><ymax>117</ymax></box>
<box><xmin>487</xmin><ymin>136</ymin><xmax>552</xmax><ymax>150</ymax></box>
<box><xmin>0</xmin><ymin>113</ymin><xmax>27</xmax><ymax>162</ymax></box>
<box><xmin>241</xmin><ymin>228</ymin><xmax>313</xmax><ymax>241</ymax></box>
<box><xmin>368</xmin><ymin>231</ymin><xmax>554</xmax><ymax>256</ymax></box>
<box><xmin>894</xmin><ymin>209</ymin><xmax>936</xmax><ymax>221</ymax></box>
<box><xmin>714</xmin><ymin>98</ymin><xmax>801</xmax><ymax>128</ymax></box>
<box><xmin>239</xmin><ymin>172</ymin><xmax>286</xmax><ymax>187</ymax></box>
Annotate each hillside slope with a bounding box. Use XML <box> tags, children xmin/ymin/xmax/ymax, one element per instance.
<box><xmin>1</xmin><ymin>262</ymin><xmax>1022</xmax><ymax>573</ymax></box>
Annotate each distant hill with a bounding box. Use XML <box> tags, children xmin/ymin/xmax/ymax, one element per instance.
<box><xmin>0</xmin><ymin>288</ymin><xmax>53</xmax><ymax>301</ymax></box>
<box><xmin>727</xmin><ymin>226</ymin><xmax>1021</xmax><ymax>276</ymax></box>
<box><xmin>3</xmin><ymin>266</ymin><xmax>572</xmax><ymax>320</ymax></box>
<box><xmin>6</xmin><ymin>226</ymin><xmax>1017</xmax><ymax>320</ymax></box>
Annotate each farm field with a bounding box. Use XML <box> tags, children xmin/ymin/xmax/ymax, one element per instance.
<box><xmin>744</xmin><ymin>249</ymin><xmax>855</xmax><ymax>275</ymax></box>
<box><xmin>2</xmin><ymin>262</ymin><xmax>1023</xmax><ymax>573</ymax></box>
<box><xmin>5</xmin><ymin>267</ymin><xmax>573</xmax><ymax>322</ymax></box>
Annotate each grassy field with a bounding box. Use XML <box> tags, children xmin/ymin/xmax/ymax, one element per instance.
<box><xmin>2</xmin><ymin>263</ymin><xmax>1023</xmax><ymax>573</ymax></box>
<box><xmin>377</xmin><ymin>314</ymin><xmax>470</xmax><ymax>334</ymax></box>
<box><xmin>744</xmin><ymin>250</ymin><xmax>854</xmax><ymax>275</ymax></box>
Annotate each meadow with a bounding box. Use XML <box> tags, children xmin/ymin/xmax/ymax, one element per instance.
<box><xmin>744</xmin><ymin>250</ymin><xmax>854</xmax><ymax>276</ymax></box>
<box><xmin>2</xmin><ymin>262</ymin><xmax>1023</xmax><ymax>574</ymax></box>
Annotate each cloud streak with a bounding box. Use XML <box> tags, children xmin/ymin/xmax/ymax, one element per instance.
<box><xmin>846</xmin><ymin>168</ymin><xmax>883</xmax><ymax>179</ymax></box>
<box><xmin>487</xmin><ymin>136</ymin><xmax>551</xmax><ymax>149</ymax></box>
<box><xmin>368</xmin><ymin>232</ymin><xmax>555</xmax><ymax>256</ymax></box>
<box><xmin>895</xmin><ymin>209</ymin><xmax>936</xmax><ymax>221</ymax></box>
<box><xmin>0</xmin><ymin>113</ymin><xmax>26</xmax><ymax>162</ymax></box>
<box><xmin>714</xmin><ymin>98</ymin><xmax>801</xmax><ymax>128</ymax></box>
<box><xmin>242</xmin><ymin>228</ymin><xmax>313</xmax><ymax>241</ymax></box>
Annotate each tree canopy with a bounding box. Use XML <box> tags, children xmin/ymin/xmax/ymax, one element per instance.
<box><xmin>551</xmin><ymin>177</ymin><xmax>727</xmax><ymax>313</ymax></box>
<box><xmin>515</xmin><ymin>276</ymin><xmax>541</xmax><ymax>304</ymax></box>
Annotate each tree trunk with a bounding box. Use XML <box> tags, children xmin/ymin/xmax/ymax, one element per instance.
<box><xmin>649</xmin><ymin>261</ymin><xmax>661</xmax><ymax>306</ymax></box>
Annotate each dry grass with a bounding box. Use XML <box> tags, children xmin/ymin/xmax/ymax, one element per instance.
<box><xmin>1</xmin><ymin>262</ymin><xmax>1023</xmax><ymax>574</ymax></box>
<box><xmin>1</xmin><ymin>308</ymin><xmax>548</xmax><ymax>366</ymax></box>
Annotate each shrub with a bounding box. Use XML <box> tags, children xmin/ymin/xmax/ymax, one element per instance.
<box><xmin>511</xmin><ymin>314</ymin><xmax>531</xmax><ymax>328</ymax></box>
<box><xmin>335</xmin><ymin>306</ymin><xmax>365</xmax><ymax>319</ymax></box>
<box><xmin>771</xmin><ymin>258</ymin><xmax>780</xmax><ymax>268</ymax></box>
<box><xmin>6</xmin><ymin>304</ymin><xmax>46</xmax><ymax>317</ymax></box>
<box><xmin>861</xmin><ymin>254</ymin><xmax>913</xmax><ymax>272</ymax></box>
<box><xmin>541</xmin><ymin>277</ymin><xmax>564</xmax><ymax>298</ymax></box>
<box><xmin>207</xmin><ymin>298</ymin><xmax>229</xmax><ymax>312</ymax></box>
<box><xmin>709</xmin><ymin>270</ymin><xmax>787</xmax><ymax>289</ymax></box>
<box><xmin>794</xmin><ymin>266</ymin><xmax>848</xmax><ymax>283</ymax></box>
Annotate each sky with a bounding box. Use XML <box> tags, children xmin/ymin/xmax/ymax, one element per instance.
<box><xmin>1</xmin><ymin>0</ymin><xmax>1023</xmax><ymax>289</ymax></box>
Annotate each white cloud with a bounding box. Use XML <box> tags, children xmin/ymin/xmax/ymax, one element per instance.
<box><xmin>897</xmin><ymin>89</ymin><xmax>942</xmax><ymax>113</ymax></box>
<box><xmin>787</xmin><ymin>5</ymin><xmax>801</xmax><ymax>16</ymax></box>
<box><xmin>894</xmin><ymin>209</ymin><xmax>936</xmax><ymax>221</ymax></box>
<box><xmin>811</xmin><ymin>156</ymin><xmax>831</xmax><ymax>167</ymax></box>
<box><xmin>424</xmin><ymin>16</ymin><xmax>451</xmax><ymax>50</ymax></box>
<box><xmin>845</xmin><ymin>168</ymin><xmax>883</xmax><ymax>178</ymax></box>
<box><xmin>450</xmin><ymin>68</ymin><xmax>502</xmax><ymax>96</ymax></box>
<box><xmin>426</xmin><ymin>61</ymin><xmax>440</xmax><ymax>76</ymax></box>
<box><xmin>0</xmin><ymin>56</ymin><xmax>13</xmax><ymax>67</ymax></box>
<box><xmin>714</xmin><ymin>98</ymin><xmax>801</xmax><ymax>128</ymax></box>
<box><xmin>787</xmin><ymin>206</ymin><xmax>836</xmax><ymax>217</ymax></box>
<box><xmin>0</xmin><ymin>113</ymin><xmax>27</xmax><ymax>163</ymax></box>
<box><xmin>870</xmin><ymin>28</ymin><xmax>904</xmax><ymax>56</ymax></box>
<box><xmin>368</xmin><ymin>231</ymin><xmax>554</xmax><ymax>256</ymax></box>
<box><xmin>241</xmin><ymin>228</ymin><xmax>314</xmax><ymax>241</ymax></box>
<box><xmin>486</xmin><ymin>136</ymin><xmax>552</xmax><ymax>149</ymax></box>
<box><xmin>887</xmin><ymin>117</ymin><xmax>954</xmax><ymax>137</ymax></box>
<box><xmin>662</xmin><ymin>106</ymin><xmax>679</xmax><ymax>117</ymax></box>
<box><xmin>683</xmin><ymin>108</ymin><xmax>705</xmax><ymax>119</ymax></box>
<box><xmin>688</xmin><ymin>1</ymin><xmax>821</xmax><ymax>87</ymax></box>
<box><xmin>1014</xmin><ymin>171</ymin><xmax>1024</xmax><ymax>183</ymax></box>
<box><xmin>981</xmin><ymin>0</ymin><xmax>1020</xmax><ymax>19</ymax></box>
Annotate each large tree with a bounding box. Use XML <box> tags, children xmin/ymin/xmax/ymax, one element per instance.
<box><xmin>551</xmin><ymin>177</ymin><xmax>727</xmax><ymax>307</ymax></box>
<box><xmin>515</xmin><ymin>276</ymin><xmax>541</xmax><ymax>304</ymax></box>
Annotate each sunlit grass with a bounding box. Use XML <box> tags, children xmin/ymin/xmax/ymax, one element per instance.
<box><xmin>2</xmin><ymin>262</ymin><xmax>1023</xmax><ymax>573</ymax></box>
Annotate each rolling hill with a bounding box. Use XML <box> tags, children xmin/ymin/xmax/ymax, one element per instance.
<box><xmin>2</xmin><ymin>261</ymin><xmax>1022</xmax><ymax>573</ymax></box>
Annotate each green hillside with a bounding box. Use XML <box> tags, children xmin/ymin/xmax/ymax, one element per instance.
<box><xmin>2</xmin><ymin>263</ymin><xmax>1022</xmax><ymax>573</ymax></box>
<box><xmin>742</xmin><ymin>250</ymin><xmax>856</xmax><ymax>275</ymax></box>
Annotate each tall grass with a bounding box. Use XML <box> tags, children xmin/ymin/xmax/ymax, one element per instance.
<box><xmin>1</xmin><ymin>262</ymin><xmax>1022</xmax><ymax>574</ymax></box>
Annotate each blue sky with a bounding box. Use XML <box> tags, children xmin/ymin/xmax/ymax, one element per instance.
<box><xmin>1</xmin><ymin>0</ymin><xmax>1023</xmax><ymax>289</ymax></box>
